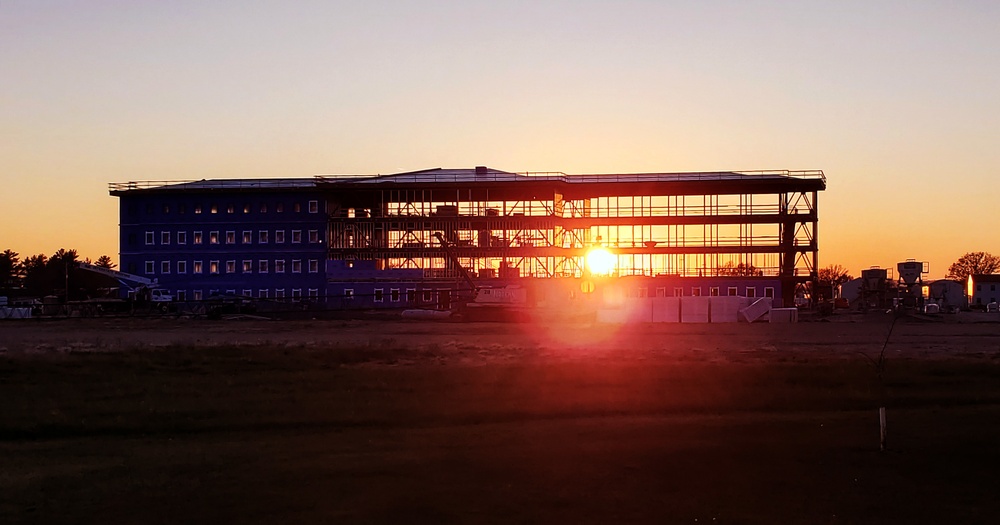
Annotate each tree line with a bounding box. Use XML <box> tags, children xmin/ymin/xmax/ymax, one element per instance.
<box><xmin>0</xmin><ymin>249</ymin><xmax>116</xmax><ymax>298</ymax></box>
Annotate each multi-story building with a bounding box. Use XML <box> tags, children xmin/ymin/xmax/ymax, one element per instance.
<box><xmin>110</xmin><ymin>179</ymin><xmax>329</xmax><ymax>302</ymax></box>
<box><xmin>111</xmin><ymin>166</ymin><xmax>825</xmax><ymax>309</ymax></box>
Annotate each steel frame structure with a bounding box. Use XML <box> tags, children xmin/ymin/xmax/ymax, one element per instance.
<box><xmin>319</xmin><ymin>169</ymin><xmax>825</xmax><ymax>306</ymax></box>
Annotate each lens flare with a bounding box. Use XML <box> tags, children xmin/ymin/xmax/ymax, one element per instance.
<box><xmin>586</xmin><ymin>247</ymin><xmax>617</xmax><ymax>276</ymax></box>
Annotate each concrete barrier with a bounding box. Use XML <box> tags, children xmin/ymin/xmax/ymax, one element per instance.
<box><xmin>681</xmin><ymin>296</ymin><xmax>710</xmax><ymax>323</ymax></box>
<box><xmin>769</xmin><ymin>307</ymin><xmax>798</xmax><ymax>323</ymax></box>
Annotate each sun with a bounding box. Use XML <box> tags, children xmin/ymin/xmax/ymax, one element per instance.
<box><xmin>586</xmin><ymin>247</ymin><xmax>617</xmax><ymax>276</ymax></box>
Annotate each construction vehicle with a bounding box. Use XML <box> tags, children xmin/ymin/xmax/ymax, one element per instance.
<box><xmin>75</xmin><ymin>262</ymin><xmax>175</xmax><ymax>312</ymax></box>
<box><xmin>430</xmin><ymin>232</ymin><xmax>528</xmax><ymax>320</ymax></box>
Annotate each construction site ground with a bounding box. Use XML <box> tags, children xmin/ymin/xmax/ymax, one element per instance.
<box><xmin>2</xmin><ymin>314</ymin><xmax>1000</xmax><ymax>524</ymax></box>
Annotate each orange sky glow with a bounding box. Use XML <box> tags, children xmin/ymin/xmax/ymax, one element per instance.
<box><xmin>2</xmin><ymin>1</ymin><xmax>999</xmax><ymax>280</ymax></box>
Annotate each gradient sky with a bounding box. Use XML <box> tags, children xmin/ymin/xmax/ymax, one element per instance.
<box><xmin>3</xmin><ymin>1</ymin><xmax>999</xmax><ymax>278</ymax></box>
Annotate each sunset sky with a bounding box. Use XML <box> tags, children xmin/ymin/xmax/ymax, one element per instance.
<box><xmin>2</xmin><ymin>1</ymin><xmax>998</xmax><ymax>278</ymax></box>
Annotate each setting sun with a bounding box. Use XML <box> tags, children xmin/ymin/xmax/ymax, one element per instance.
<box><xmin>586</xmin><ymin>247</ymin><xmax>617</xmax><ymax>276</ymax></box>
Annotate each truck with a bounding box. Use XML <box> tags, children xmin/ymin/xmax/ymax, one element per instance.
<box><xmin>75</xmin><ymin>262</ymin><xmax>174</xmax><ymax>312</ymax></box>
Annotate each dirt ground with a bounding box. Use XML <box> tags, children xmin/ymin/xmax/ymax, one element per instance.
<box><xmin>2</xmin><ymin>315</ymin><xmax>1000</xmax><ymax>524</ymax></box>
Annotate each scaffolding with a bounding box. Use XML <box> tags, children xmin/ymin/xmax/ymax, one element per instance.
<box><xmin>319</xmin><ymin>169</ymin><xmax>824</xmax><ymax>304</ymax></box>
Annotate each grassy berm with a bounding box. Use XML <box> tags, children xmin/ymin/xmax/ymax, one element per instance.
<box><xmin>2</xmin><ymin>317</ymin><xmax>1000</xmax><ymax>524</ymax></box>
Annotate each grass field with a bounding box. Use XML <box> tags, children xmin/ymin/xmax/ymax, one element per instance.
<box><xmin>2</xmin><ymin>317</ymin><xmax>1000</xmax><ymax>524</ymax></box>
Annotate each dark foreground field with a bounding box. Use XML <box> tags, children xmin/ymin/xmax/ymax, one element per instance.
<box><xmin>2</xmin><ymin>317</ymin><xmax>1000</xmax><ymax>524</ymax></box>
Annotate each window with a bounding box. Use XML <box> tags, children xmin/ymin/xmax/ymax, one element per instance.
<box><xmin>145</xmin><ymin>231</ymin><xmax>154</xmax><ymax>245</ymax></box>
<box><xmin>292</xmin><ymin>260</ymin><xmax>302</xmax><ymax>273</ymax></box>
<box><xmin>176</xmin><ymin>290</ymin><xmax>186</xmax><ymax>301</ymax></box>
<box><xmin>275</xmin><ymin>289</ymin><xmax>285</xmax><ymax>299</ymax></box>
<box><xmin>209</xmin><ymin>231</ymin><xmax>219</xmax><ymax>244</ymax></box>
<box><xmin>291</xmin><ymin>230</ymin><xmax>302</xmax><ymax>243</ymax></box>
<box><xmin>226</xmin><ymin>261</ymin><xmax>236</xmax><ymax>274</ymax></box>
<box><xmin>194</xmin><ymin>205</ymin><xmax>202</xmax><ymax>214</ymax></box>
<box><xmin>226</xmin><ymin>231</ymin><xmax>235</xmax><ymax>244</ymax></box>
<box><xmin>242</xmin><ymin>289</ymin><xmax>252</xmax><ymax>297</ymax></box>
<box><xmin>275</xmin><ymin>260</ymin><xmax>285</xmax><ymax>273</ymax></box>
<box><xmin>177</xmin><ymin>261</ymin><xmax>187</xmax><ymax>274</ymax></box>
<box><xmin>655</xmin><ymin>287</ymin><xmax>666</xmax><ymax>297</ymax></box>
<box><xmin>259</xmin><ymin>231</ymin><xmax>268</xmax><ymax>244</ymax></box>
<box><xmin>179</xmin><ymin>204</ymin><xmax>186</xmax><ymax>214</ymax></box>
<box><xmin>374</xmin><ymin>289</ymin><xmax>384</xmax><ymax>302</ymax></box>
<box><xmin>210</xmin><ymin>204</ymin><xmax>218</xmax><ymax>214</ymax></box>
<box><xmin>745</xmin><ymin>287</ymin><xmax>757</xmax><ymax>298</ymax></box>
<box><xmin>259</xmin><ymin>289</ymin><xmax>268</xmax><ymax>299</ymax></box>
<box><xmin>308</xmin><ymin>200</ymin><xmax>318</xmax><ymax>213</ymax></box>
<box><xmin>673</xmin><ymin>287</ymin><xmax>684</xmax><ymax>297</ymax></box>
<box><xmin>260</xmin><ymin>203</ymin><xmax>267</xmax><ymax>213</ymax></box>
<box><xmin>344</xmin><ymin>289</ymin><xmax>354</xmax><ymax>300</ymax></box>
<box><xmin>308</xmin><ymin>259</ymin><xmax>319</xmax><ymax>273</ymax></box>
<box><xmin>226</xmin><ymin>289</ymin><xmax>236</xmax><ymax>295</ymax></box>
<box><xmin>407</xmin><ymin>289</ymin><xmax>416</xmax><ymax>303</ymax></box>
<box><xmin>194</xmin><ymin>231</ymin><xmax>203</xmax><ymax>244</ymax></box>
<box><xmin>422</xmin><ymin>290</ymin><xmax>432</xmax><ymax>302</ymax></box>
<box><xmin>193</xmin><ymin>261</ymin><xmax>203</xmax><ymax>274</ymax></box>
<box><xmin>276</xmin><ymin>203</ymin><xmax>284</xmax><ymax>213</ymax></box>
<box><xmin>308</xmin><ymin>289</ymin><xmax>318</xmax><ymax>298</ymax></box>
<box><xmin>227</xmin><ymin>204</ymin><xmax>234</xmax><ymax>214</ymax></box>
<box><xmin>308</xmin><ymin>230</ymin><xmax>319</xmax><ymax>243</ymax></box>
<box><xmin>391</xmin><ymin>289</ymin><xmax>400</xmax><ymax>302</ymax></box>
<box><xmin>244</xmin><ymin>204</ymin><xmax>251</xmax><ymax>214</ymax></box>
<box><xmin>210</xmin><ymin>261</ymin><xmax>219</xmax><ymax>274</ymax></box>
<box><xmin>243</xmin><ymin>260</ymin><xmax>252</xmax><ymax>272</ymax></box>
<box><xmin>162</xmin><ymin>204</ymin><xmax>170</xmax><ymax>214</ymax></box>
<box><xmin>259</xmin><ymin>260</ymin><xmax>268</xmax><ymax>273</ymax></box>
<box><xmin>177</xmin><ymin>231</ymin><xmax>187</xmax><ymax>244</ymax></box>
<box><xmin>728</xmin><ymin>287</ymin><xmax>738</xmax><ymax>296</ymax></box>
<box><xmin>710</xmin><ymin>287</ymin><xmax>720</xmax><ymax>297</ymax></box>
<box><xmin>193</xmin><ymin>290</ymin><xmax>203</xmax><ymax>301</ymax></box>
<box><xmin>764</xmin><ymin>287</ymin><xmax>775</xmax><ymax>298</ymax></box>
<box><xmin>992</xmin><ymin>285</ymin><xmax>997</xmax><ymax>292</ymax></box>
<box><xmin>292</xmin><ymin>289</ymin><xmax>302</xmax><ymax>299</ymax></box>
<box><xmin>274</xmin><ymin>230</ymin><xmax>285</xmax><ymax>244</ymax></box>
<box><xmin>161</xmin><ymin>231</ymin><xmax>170</xmax><ymax>245</ymax></box>
<box><xmin>242</xmin><ymin>231</ymin><xmax>252</xmax><ymax>244</ymax></box>
<box><xmin>294</xmin><ymin>203</ymin><xmax>301</xmax><ymax>213</ymax></box>
<box><xmin>145</xmin><ymin>261</ymin><xmax>155</xmax><ymax>274</ymax></box>
<box><xmin>161</xmin><ymin>261</ymin><xmax>170</xmax><ymax>274</ymax></box>
<box><xmin>691</xmin><ymin>287</ymin><xmax>702</xmax><ymax>297</ymax></box>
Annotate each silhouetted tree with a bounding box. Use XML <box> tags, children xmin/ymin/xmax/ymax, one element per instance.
<box><xmin>21</xmin><ymin>254</ymin><xmax>49</xmax><ymax>295</ymax></box>
<box><xmin>49</xmin><ymin>248</ymin><xmax>79</xmax><ymax>267</ymax></box>
<box><xmin>0</xmin><ymin>249</ymin><xmax>20</xmax><ymax>292</ymax></box>
<box><xmin>817</xmin><ymin>264</ymin><xmax>853</xmax><ymax>287</ymax></box>
<box><xmin>947</xmin><ymin>252</ymin><xmax>1000</xmax><ymax>282</ymax></box>
<box><xmin>813</xmin><ymin>264</ymin><xmax>853</xmax><ymax>302</ymax></box>
<box><xmin>94</xmin><ymin>255</ymin><xmax>116</xmax><ymax>269</ymax></box>
<box><xmin>717</xmin><ymin>262</ymin><xmax>764</xmax><ymax>277</ymax></box>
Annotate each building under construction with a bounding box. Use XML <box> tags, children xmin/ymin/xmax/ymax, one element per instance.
<box><xmin>111</xmin><ymin>166</ymin><xmax>825</xmax><ymax>309</ymax></box>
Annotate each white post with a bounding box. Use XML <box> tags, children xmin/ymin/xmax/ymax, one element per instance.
<box><xmin>879</xmin><ymin>406</ymin><xmax>887</xmax><ymax>452</ymax></box>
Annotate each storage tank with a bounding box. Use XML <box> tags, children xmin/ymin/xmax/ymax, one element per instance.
<box><xmin>897</xmin><ymin>260</ymin><xmax>927</xmax><ymax>286</ymax></box>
